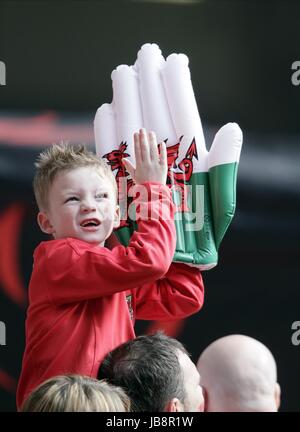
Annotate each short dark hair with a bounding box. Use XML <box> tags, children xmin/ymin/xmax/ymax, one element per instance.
<box><xmin>97</xmin><ymin>332</ymin><xmax>188</xmax><ymax>412</ymax></box>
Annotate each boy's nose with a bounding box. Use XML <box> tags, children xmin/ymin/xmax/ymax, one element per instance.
<box><xmin>80</xmin><ymin>199</ymin><xmax>96</xmax><ymax>212</ymax></box>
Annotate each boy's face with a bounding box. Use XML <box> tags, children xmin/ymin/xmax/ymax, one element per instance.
<box><xmin>38</xmin><ymin>166</ymin><xmax>120</xmax><ymax>247</ymax></box>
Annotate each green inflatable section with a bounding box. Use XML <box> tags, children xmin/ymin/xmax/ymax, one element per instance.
<box><xmin>114</xmin><ymin>161</ymin><xmax>238</xmax><ymax>270</ymax></box>
<box><xmin>209</xmin><ymin>162</ymin><xmax>239</xmax><ymax>250</ymax></box>
<box><xmin>173</xmin><ymin>172</ymin><xmax>217</xmax><ymax>267</ymax></box>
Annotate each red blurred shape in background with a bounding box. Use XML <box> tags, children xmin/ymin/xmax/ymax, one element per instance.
<box><xmin>0</xmin><ymin>203</ymin><xmax>27</xmax><ymax>307</ymax></box>
<box><xmin>0</xmin><ymin>369</ymin><xmax>17</xmax><ymax>394</ymax></box>
<box><xmin>146</xmin><ymin>319</ymin><xmax>185</xmax><ymax>338</ymax></box>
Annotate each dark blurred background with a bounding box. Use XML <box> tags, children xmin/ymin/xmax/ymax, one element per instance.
<box><xmin>0</xmin><ymin>0</ymin><xmax>299</xmax><ymax>412</ymax></box>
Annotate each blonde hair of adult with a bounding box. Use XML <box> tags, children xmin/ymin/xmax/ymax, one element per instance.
<box><xmin>33</xmin><ymin>142</ymin><xmax>117</xmax><ymax>211</ymax></box>
<box><xmin>20</xmin><ymin>375</ymin><xmax>130</xmax><ymax>412</ymax></box>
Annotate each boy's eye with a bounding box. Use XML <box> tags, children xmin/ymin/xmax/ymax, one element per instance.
<box><xmin>65</xmin><ymin>196</ymin><xmax>79</xmax><ymax>203</ymax></box>
<box><xmin>96</xmin><ymin>193</ymin><xmax>108</xmax><ymax>199</ymax></box>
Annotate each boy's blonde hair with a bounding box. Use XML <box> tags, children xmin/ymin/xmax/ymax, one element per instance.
<box><xmin>33</xmin><ymin>143</ymin><xmax>117</xmax><ymax>210</ymax></box>
<box><xmin>21</xmin><ymin>375</ymin><xmax>130</xmax><ymax>412</ymax></box>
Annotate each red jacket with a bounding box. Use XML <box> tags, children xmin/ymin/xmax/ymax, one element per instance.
<box><xmin>17</xmin><ymin>183</ymin><xmax>204</xmax><ymax>409</ymax></box>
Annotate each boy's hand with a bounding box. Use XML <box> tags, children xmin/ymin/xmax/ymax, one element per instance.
<box><xmin>122</xmin><ymin>129</ymin><xmax>167</xmax><ymax>185</ymax></box>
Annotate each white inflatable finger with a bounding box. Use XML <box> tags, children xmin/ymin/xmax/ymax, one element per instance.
<box><xmin>207</xmin><ymin>123</ymin><xmax>243</xmax><ymax>250</ymax></box>
<box><xmin>162</xmin><ymin>53</ymin><xmax>207</xmax><ymax>171</ymax></box>
<box><xmin>208</xmin><ymin>122</ymin><xmax>243</xmax><ymax>169</ymax></box>
<box><xmin>135</xmin><ymin>43</ymin><xmax>177</xmax><ymax>145</ymax></box>
<box><xmin>94</xmin><ymin>104</ymin><xmax>117</xmax><ymax>157</ymax></box>
<box><xmin>112</xmin><ymin>64</ymin><xmax>143</xmax><ymax>160</ymax></box>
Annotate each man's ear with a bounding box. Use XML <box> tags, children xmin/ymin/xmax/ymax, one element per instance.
<box><xmin>164</xmin><ymin>398</ymin><xmax>183</xmax><ymax>412</ymax></box>
<box><xmin>37</xmin><ymin>211</ymin><xmax>55</xmax><ymax>235</ymax></box>
<box><xmin>202</xmin><ymin>386</ymin><xmax>208</xmax><ymax>412</ymax></box>
<box><xmin>113</xmin><ymin>205</ymin><xmax>120</xmax><ymax>228</ymax></box>
<box><xmin>275</xmin><ymin>383</ymin><xmax>281</xmax><ymax>410</ymax></box>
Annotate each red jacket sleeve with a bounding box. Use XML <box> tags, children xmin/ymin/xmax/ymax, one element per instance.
<box><xmin>36</xmin><ymin>183</ymin><xmax>176</xmax><ymax>305</ymax></box>
<box><xmin>133</xmin><ymin>262</ymin><xmax>204</xmax><ymax>320</ymax></box>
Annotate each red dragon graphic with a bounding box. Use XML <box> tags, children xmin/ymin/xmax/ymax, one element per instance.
<box><xmin>103</xmin><ymin>137</ymin><xmax>198</xmax><ymax>220</ymax></box>
<box><xmin>164</xmin><ymin>137</ymin><xmax>198</xmax><ymax>212</ymax></box>
<box><xmin>103</xmin><ymin>142</ymin><xmax>134</xmax><ymax>228</ymax></box>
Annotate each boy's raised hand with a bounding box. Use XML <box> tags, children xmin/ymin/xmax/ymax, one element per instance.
<box><xmin>122</xmin><ymin>129</ymin><xmax>167</xmax><ymax>185</ymax></box>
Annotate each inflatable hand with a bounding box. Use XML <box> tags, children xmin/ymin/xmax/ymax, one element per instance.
<box><xmin>94</xmin><ymin>43</ymin><xmax>242</xmax><ymax>270</ymax></box>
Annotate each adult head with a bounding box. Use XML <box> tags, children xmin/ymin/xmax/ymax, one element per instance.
<box><xmin>20</xmin><ymin>374</ymin><xmax>130</xmax><ymax>412</ymax></box>
<box><xmin>197</xmin><ymin>334</ymin><xmax>280</xmax><ymax>412</ymax></box>
<box><xmin>98</xmin><ymin>332</ymin><xmax>204</xmax><ymax>412</ymax></box>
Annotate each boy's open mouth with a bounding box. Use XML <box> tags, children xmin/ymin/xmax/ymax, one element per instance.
<box><xmin>80</xmin><ymin>218</ymin><xmax>101</xmax><ymax>227</ymax></box>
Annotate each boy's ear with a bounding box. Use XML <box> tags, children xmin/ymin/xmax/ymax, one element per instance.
<box><xmin>113</xmin><ymin>205</ymin><xmax>120</xmax><ymax>228</ymax></box>
<box><xmin>275</xmin><ymin>383</ymin><xmax>281</xmax><ymax>410</ymax></box>
<box><xmin>37</xmin><ymin>211</ymin><xmax>55</xmax><ymax>235</ymax></box>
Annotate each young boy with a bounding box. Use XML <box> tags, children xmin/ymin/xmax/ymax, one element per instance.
<box><xmin>17</xmin><ymin>129</ymin><xmax>204</xmax><ymax>409</ymax></box>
